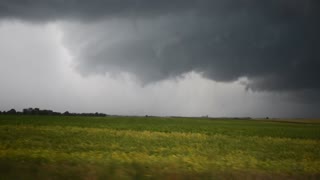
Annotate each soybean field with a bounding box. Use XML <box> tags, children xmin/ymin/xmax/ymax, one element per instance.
<box><xmin>0</xmin><ymin>115</ymin><xmax>319</xmax><ymax>179</ymax></box>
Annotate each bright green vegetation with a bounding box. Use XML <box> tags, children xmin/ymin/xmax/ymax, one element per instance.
<box><xmin>0</xmin><ymin>115</ymin><xmax>319</xmax><ymax>179</ymax></box>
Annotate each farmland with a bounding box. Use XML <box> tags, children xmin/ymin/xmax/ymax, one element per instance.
<box><xmin>0</xmin><ymin>115</ymin><xmax>319</xmax><ymax>179</ymax></box>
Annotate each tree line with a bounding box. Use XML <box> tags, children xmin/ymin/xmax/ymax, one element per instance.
<box><xmin>0</xmin><ymin>108</ymin><xmax>108</xmax><ymax>117</ymax></box>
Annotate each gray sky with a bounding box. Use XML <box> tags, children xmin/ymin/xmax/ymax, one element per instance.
<box><xmin>0</xmin><ymin>0</ymin><xmax>319</xmax><ymax>118</ymax></box>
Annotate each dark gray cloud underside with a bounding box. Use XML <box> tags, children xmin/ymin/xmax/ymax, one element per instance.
<box><xmin>0</xmin><ymin>0</ymin><xmax>319</xmax><ymax>21</ymax></box>
<box><xmin>1</xmin><ymin>0</ymin><xmax>319</xmax><ymax>96</ymax></box>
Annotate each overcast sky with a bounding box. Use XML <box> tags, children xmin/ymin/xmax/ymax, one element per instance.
<box><xmin>0</xmin><ymin>0</ymin><xmax>319</xmax><ymax>118</ymax></box>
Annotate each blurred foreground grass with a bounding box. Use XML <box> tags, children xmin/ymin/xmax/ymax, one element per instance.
<box><xmin>0</xmin><ymin>115</ymin><xmax>319</xmax><ymax>179</ymax></box>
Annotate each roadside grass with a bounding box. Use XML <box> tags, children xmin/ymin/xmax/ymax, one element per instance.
<box><xmin>0</xmin><ymin>115</ymin><xmax>319</xmax><ymax>179</ymax></box>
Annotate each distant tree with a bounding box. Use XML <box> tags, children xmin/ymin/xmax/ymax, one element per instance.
<box><xmin>7</xmin><ymin>109</ymin><xmax>17</xmax><ymax>114</ymax></box>
<box><xmin>23</xmin><ymin>108</ymin><xmax>33</xmax><ymax>115</ymax></box>
<box><xmin>52</xmin><ymin>112</ymin><xmax>61</xmax><ymax>116</ymax></box>
<box><xmin>63</xmin><ymin>111</ymin><xmax>70</xmax><ymax>116</ymax></box>
<box><xmin>34</xmin><ymin>108</ymin><xmax>40</xmax><ymax>115</ymax></box>
<box><xmin>39</xmin><ymin>110</ymin><xmax>53</xmax><ymax>115</ymax></box>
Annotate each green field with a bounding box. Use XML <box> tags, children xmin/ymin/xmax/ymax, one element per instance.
<box><xmin>0</xmin><ymin>115</ymin><xmax>319</xmax><ymax>179</ymax></box>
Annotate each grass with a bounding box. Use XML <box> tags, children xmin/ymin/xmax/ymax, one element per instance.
<box><xmin>0</xmin><ymin>115</ymin><xmax>319</xmax><ymax>179</ymax></box>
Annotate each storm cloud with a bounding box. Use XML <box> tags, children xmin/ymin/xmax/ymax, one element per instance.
<box><xmin>1</xmin><ymin>0</ymin><xmax>319</xmax><ymax>94</ymax></box>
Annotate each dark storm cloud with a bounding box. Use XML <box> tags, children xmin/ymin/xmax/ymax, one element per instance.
<box><xmin>0</xmin><ymin>0</ymin><xmax>199</xmax><ymax>21</ymax></box>
<box><xmin>1</xmin><ymin>0</ymin><xmax>320</xmax><ymax>94</ymax></box>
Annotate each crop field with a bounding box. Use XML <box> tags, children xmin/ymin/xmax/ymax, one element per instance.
<box><xmin>0</xmin><ymin>115</ymin><xmax>319</xmax><ymax>179</ymax></box>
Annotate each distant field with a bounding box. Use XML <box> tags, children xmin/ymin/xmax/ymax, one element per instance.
<box><xmin>0</xmin><ymin>115</ymin><xmax>319</xmax><ymax>179</ymax></box>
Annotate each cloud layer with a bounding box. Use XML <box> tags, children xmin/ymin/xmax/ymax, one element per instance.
<box><xmin>1</xmin><ymin>0</ymin><xmax>319</xmax><ymax>94</ymax></box>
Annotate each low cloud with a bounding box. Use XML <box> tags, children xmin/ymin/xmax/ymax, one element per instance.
<box><xmin>1</xmin><ymin>0</ymin><xmax>319</xmax><ymax>101</ymax></box>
